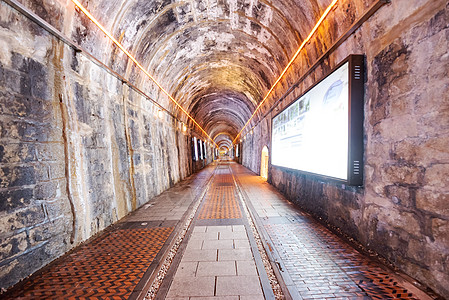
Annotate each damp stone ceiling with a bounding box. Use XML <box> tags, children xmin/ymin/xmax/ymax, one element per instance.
<box><xmin>78</xmin><ymin>0</ymin><xmax>339</xmax><ymax>147</ymax></box>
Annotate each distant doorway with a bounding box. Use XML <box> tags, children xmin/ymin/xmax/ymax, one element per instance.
<box><xmin>260</xmin><ymin>146</ymin><xmax>269</xmax><ymax>180</ymax></box>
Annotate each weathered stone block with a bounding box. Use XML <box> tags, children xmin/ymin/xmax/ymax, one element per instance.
<box><xmin>380</xmin><ymin>164</ymin><xmax>424</xmax><ymax>186</ymax></box>
<box><xmin>389</xmin><ymin>75</ymin><xmax>415</xmax><ymax>98</ymax></box>
<box><xmin>44</xmin><ymin>199</ymin><xmax>71</xmax><ymax>220</ymax></box>
<box><xmin>10</xmin><ymin>52</ymin><xmax>29</xmax><ymax>72</ymax></box>
<box><xmin>73</xmin><ymin>82</ymin><xmax>89</xmax><ymax>124</ymax></box>
<box><xmin>372</xmin><ymin>40</ymin><xmax>410</xmax><ymax>99</ymax></box>
<box><xmin>373</xmin><ymin>115</ymin><xmax>419</xmax><ymax>140</ymax></box>
<box><xmin>365</xmin><ymin>194</ymin><xmax>394</xmax><ymax>208</ymax></box>
<box><xmin>13</xmin><ymin>121</ymin><xmax>53</xmax><ymax>142</ymax></box>
<box><xmin>426</xmin><ymin>5</ymin><xmax>449</xmax><ymax>37</ymax></box>
<box><xmin>420</xmin><ymin>110</ymin><xmax>449</xmax><ymax>138</ymax></box>
<box><xmin>49</xmin><ymin>162</ymin><xmax>65</xmax><ymax>180</ymax></box>
<box><xmin>19</xmin><ymin>75</ymin><xmax>32</xmax><ymax>98</ymax></box>
<box><xmin>387</xmin><ymin>231</ymin><xmax>410</xmax><ymax>258</ymax></box>
<box><xmin>41</xmin><ymin>233</ymin><xmax>70</xmax><ymax>263</ymax></box>
<box><xmin>432</xmin><ymin>218</ymin><xmax>449</xmax><ymax>246</ymax></box>
<box><xmin>415</xmin><ymin>81</ymin><xmax>449</xmax><ymax>117</ymax></box>
<box><xmin>2</xmin><ymin>69</ymin><xmax>22</xmax><ymax>94</ymax></box>
<box><xmin>416</xmin><ymin>189</ymin><xmax>449</xmax><ymax>216</ymax></box>
<box><xmin>407</xmin><ymin>238</ymin><xmax>428</xmax><ymax>265</ymax></box>
<box><xmin>17</xmin><ymin>121</ymin><xmax>45</xmax><ymax>142</ymax></box>
<box><xmin>424</xmin><ymin>164</ymin><xmax>449</xmax><ymax>190</ymax></box>
<box><xmin>0</xmin><ymin>204</ymin><xmax>46</xmax><ymax>232</ymax></box>
<box><xmin>133</xmin><ymin>153</ymin><xmax>141</xmax><ymax>165</ymax></box>
<box><xmin>364</xmin><ymin>164</ymin><xmax>375</xmax><ymax>184</ymax></box>
<box><xmin>389</xmin><ymin>93</ymin><xmax>416</xmax><ymax>117</ymax></box>
<box><xmin>384</xmin><ymin>185</ymin><xmax>412</xmax><ymax>207</ymax></box>
<box><xmin>34</xmin><ymin>181</ymin><xmax>58</xmax><ymax>200</ymax></box>
<box><xmin>0</xmin><ymin>243</ymin><xmax>48</xmax><ymax>290</ymax></box>
<box><xmin>36</xmin><ymin>143</ymin><xmax>65</xmax><ymax>162</ymax></box>
<box><xmin>13</xmin><ymin>95</ymin><xmax>52</xmax><ymax>120</ymax></box>
<box><xmin>392</xmin><ymin>139</ymin><xmax>419</xmax><ymax>164</ymax></box>
<box><xmin>366</xmin><ymin>222</ymin><xmax>406</xmax><ymax>260</ymax></box>
<box><xmin>0</xmin><ymin>188</ymin><xmax>33</xmax><ymax>212</ymax></box>
<box><xmin>0</xmin><ymin>119</ymin><xmax>17</xmax><ymax>140</ymax></box>
<box><xmin>0</xmin><ymin>231</ymin><xmax>27</xmax><ymax>261</ymax></box>
<box><xmin>28</xmin><ymin>0</ymin><xmax>66</xmax><ymax>31</ymax></box>
<box><xmin>0</xmin><ymin>143</ymin><xmax>37</xmax><ymax>164</ymax></box>
<box><xmin>366</xmin><ymin>139</ymin><xmax>392</xmax><ymax>160</ymax></box>
<box><xmin>16</xmin><ymin>205</ymin><xmax>46</xmax><ymax>228</ymax></box>
<box><xmin>29</xmin><ymin>218</ymin><xmax>69</xmax><ymax>248</ymax></box>
<box><xmin>369</xmin><ymin>206</ymin><xmax>422</xmax><ymax>239</ymax></box>
<box><xmin>29</xmin><ymin>69</ymin><xmax>49</xmax><ymax>101</ymax></box>
<box><xmin>0</xmin><ymin>166</ymin><xmax>36</xmax><ymax>188</ymax></box>
<box><xmin>128</xmin><ymin>119</ymin><xmax>141</xmax><ymax>149</ymax></box>
<box><xmin>34</xmin><ymin>163</ymin><xmax>50</xmax><ymax>182</ymax></box>
<box><xmin>427</xmin><ymin>268</ymin><xmax>449</xmax><ymax>300</ymax></box>
<box><xmin>0</xmin><ymin>90</ymin><xmax>15</xmax><ymax>114</ymax></box>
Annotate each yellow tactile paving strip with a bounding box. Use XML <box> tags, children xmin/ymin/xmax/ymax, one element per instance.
<box><xmin>198</xmin><ymin>173</ymin><xmax>242</xmax><ymax>219</ymax></box>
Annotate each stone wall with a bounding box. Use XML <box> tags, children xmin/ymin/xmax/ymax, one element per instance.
<box><xmin>242</xmin><ymin>0</ymin><xmax>449</xmax><ymax>297</ymax></box>
<box><xmin>0</xmin><ymin>1</ymin><xmax>206</xmax><ymax>290</ymax></box>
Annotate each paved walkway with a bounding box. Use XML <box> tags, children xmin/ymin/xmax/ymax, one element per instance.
<box><xmin>160</xmin><ymin>162</ymin><xmax>271</xmax><ymax>300</ymax></box>
<box><xmin>2</xmin><ymin>160</ymin><xmax>436</xmax><ymax>299</ymax></box>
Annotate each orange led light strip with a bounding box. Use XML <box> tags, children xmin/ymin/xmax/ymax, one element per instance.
<box><xmin>233</xmin><ymin>0</ymin><xmax>339</xmax><ymax>144</ymax></box>
<box><xmin>71</xmin><ymin>0</ymin><xmax>218</xmax><ymax>147</ymax></box>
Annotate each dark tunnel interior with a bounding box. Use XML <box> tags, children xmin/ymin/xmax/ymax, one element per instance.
<box><xmin>0</xmin><ymin>0</ymin><xmax>448</xmax><ymax>298</ymax></box>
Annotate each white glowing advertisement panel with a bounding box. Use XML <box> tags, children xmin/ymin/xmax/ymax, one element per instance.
<box><xmin>193</xmin><ymin>137</ymin><xmax>198</xmax><ymax>161</ymax></box>
<box><xmin>272</xmin><ymin>55</ymin><xmax>364</xmax><ymax>185</ymax></box>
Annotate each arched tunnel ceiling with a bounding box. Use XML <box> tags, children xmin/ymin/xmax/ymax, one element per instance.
<box><xmin>81</xmin><ymin>0</ymin><xmax>334</xmax><ymax>144</ymax></box>
<box><xmin>214</xmin><ymin>133</ymin><xmax>233</xmax><ymax>151</ymax></box>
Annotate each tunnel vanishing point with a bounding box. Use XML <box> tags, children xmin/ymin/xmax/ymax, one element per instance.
<box><xmin>0</xmin><ymin>0</ymin><xmax>448</xmax><ymax>298</ymax></box>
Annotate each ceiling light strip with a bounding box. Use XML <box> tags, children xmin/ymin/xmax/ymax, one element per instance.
<box><xmin>71</xmin><ymin>0</ymin><xmax>218</xmax><ymax>147</ymax></box>
<box><xmin>233</xmin><ymin>0</ymin><xmax>339</xmax><ymax>144</ymax></box>
<box><xmin>242</xmin><ymin>0</ymin><xmax>388</xmax><ymax>140</ymax></box>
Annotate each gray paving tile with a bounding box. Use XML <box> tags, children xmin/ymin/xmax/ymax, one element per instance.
<box><xmin>233</xmin><ymin>239</ymin><xmax>251</xmax><ymax>249</ymax></box>
<box><xmin>218</xmin><ymin>248</ymin><xmax>253</xmax><ymax>261</ymax></box>
<box><xmin>190</xmin><ymin>231</ymin><xmax>219</xmax><ymax>240</ymax></box>
<box><xmin>236</xmin><ymin>260</ymin><xmax>258</xmax><ymax>276</ymax></box>
<box><xmin>193</xmin><ymin>226</ymin><xmax>207</xmax><ymax>233</ymax></box>
<box><xmin>206</xmin><ymin>226</ymin><xmax>232</xmax><ymax>232</ymax></box>
<box><xmin>219</xmin><ymin>231</ymin><xmax>248</xmax><ymax>240</ymax></box>
<box><xmin>232</xmin><ymin>225</ymin><xmax>246</xmax><ymax>232</ymax></box>
<box><xmin>167</xmin><ymin>276</ymin><xmax>215</xmax><ymax>297</ymax></box>
<box><xmin>215</xmin><ymin>276</ymin><xmax>263</xmax><ymax>296</ymax></box>
<box><xmin>186</xmin><ymin>238</ymin><xmax>204</xmax><ymax>250</ymax></box>
<box><xmin>174</xmin><ymin>261</ymin><xmax>198</xmax><ymax>278</ymax></box>
<box><xmin>182</xmin><ymin>249</ymin><xmax>217</xmax><ymax>262</ymax></box>
<box><xmin>197</xmin><ymin>261</ymin><xmax>236</xmax><ymax>276</ymax></box>
<box><xmin>202</xmin><ymin>239</ymin><xmax>234</xmax><ymax>250</ymax></box>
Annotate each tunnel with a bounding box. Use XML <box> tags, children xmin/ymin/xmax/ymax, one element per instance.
<box><xmin>0</xmin><ymin>0</ymin><xmax>448</xmax><ymax>298</ymax></box>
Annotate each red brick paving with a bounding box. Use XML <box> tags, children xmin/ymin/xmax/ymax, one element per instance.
<box><xmin>266</xmin><ymin>223</ymin><xmax>422</xmax><ymax>299</ymax></box>
<box><xmin>6</xmin><ymin>227</ymin><xmax>173</xmax><ymax>299</ymax></box>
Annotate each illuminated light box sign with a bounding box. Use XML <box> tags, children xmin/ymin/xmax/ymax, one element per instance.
<box><xmin>271</xmin><ymin>55</ymin><xmax>364</xmax><ymax>186</ymax></box>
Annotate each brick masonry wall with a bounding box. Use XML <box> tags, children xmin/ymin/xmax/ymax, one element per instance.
<box><xmin>242</xmin><ymin>0</ymin><xmax>449</xmax><ymax>297</ymax></box>
<box><xmin>0</xmin><ymin>1</ymin><xmax>200</xmax><ymax>290</ymax></box>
